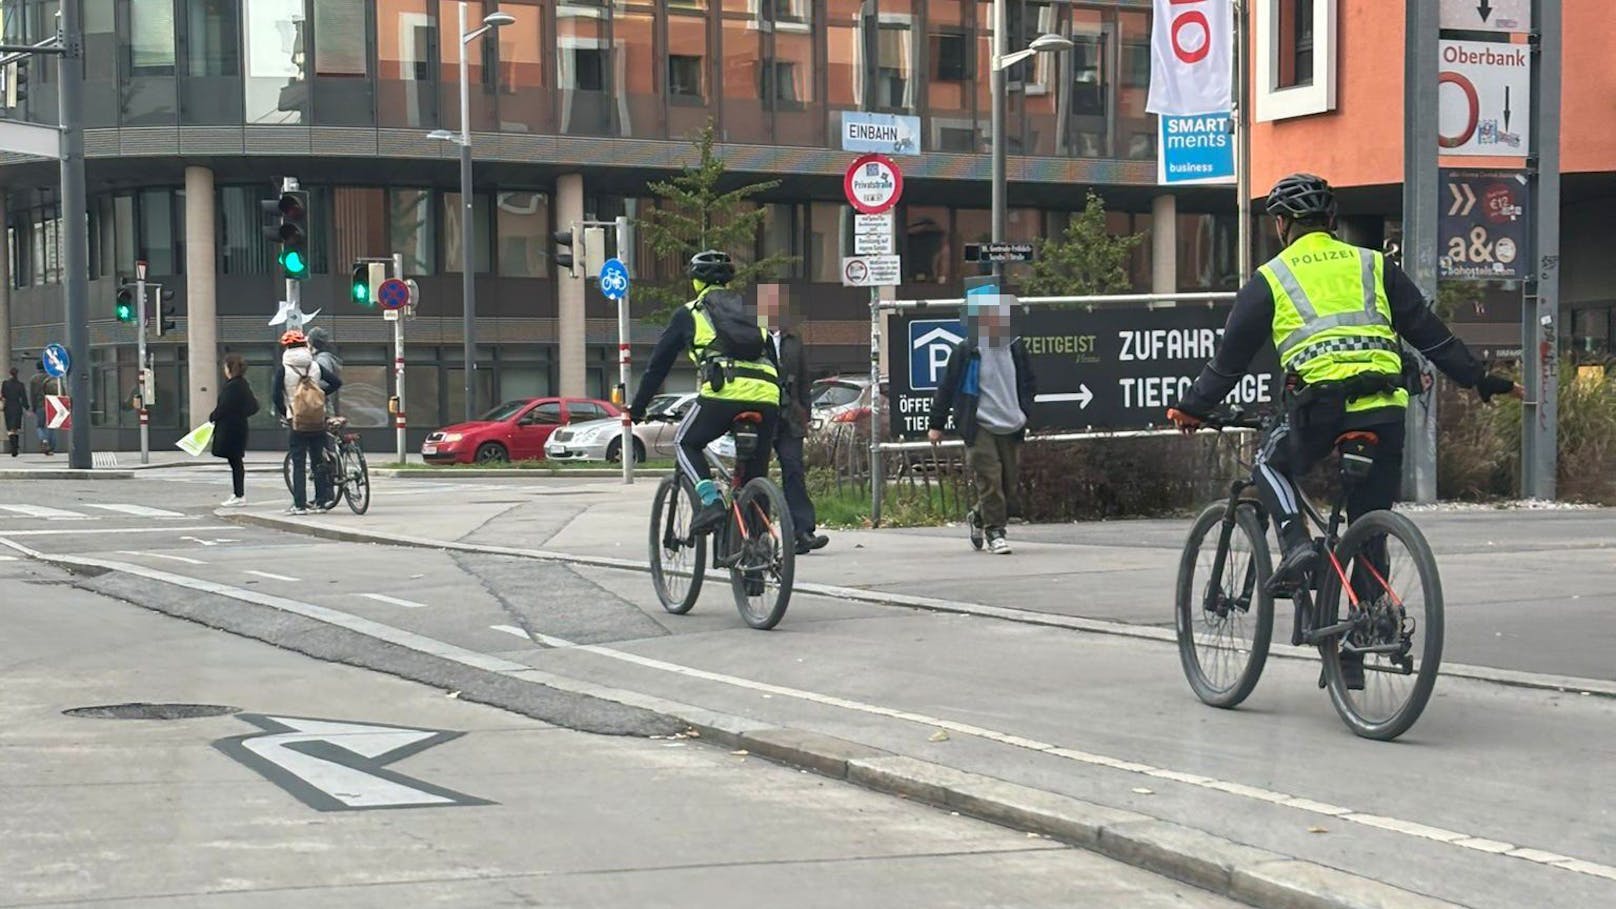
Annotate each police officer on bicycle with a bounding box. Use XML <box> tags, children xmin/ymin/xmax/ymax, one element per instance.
<box><xmin>1167</xmin><ymin>173</ymin><xmax>1518</xmax><ymax>609</ymax></box>
<box><xmin>630</xmin><ymin>250</ymin><xmax>781</xmax><ymax>536</ymax></box>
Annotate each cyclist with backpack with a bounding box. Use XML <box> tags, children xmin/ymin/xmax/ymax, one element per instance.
<box><xmin>629</xmin><ymin>250</ymin><xmax>781</xmax><ymax>535</ymax></box>
<box><xmin>270</xmin><ymin>330</ymin><xmax>335</xmax><ymax>515</ymax></box>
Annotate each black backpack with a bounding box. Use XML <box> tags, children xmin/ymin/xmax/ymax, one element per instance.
<box><xmin>695</xmin><ymin>288</ymin><xmax>766</xmax><ymax>362</ymax></box>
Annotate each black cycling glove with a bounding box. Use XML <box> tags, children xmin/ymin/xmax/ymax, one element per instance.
<box><xmin>1476</xmin><ymin>374</ymin><xmax>1516</xmax><ymax>403</ymax></box>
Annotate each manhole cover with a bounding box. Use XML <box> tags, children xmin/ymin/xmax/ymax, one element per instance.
<box><xmin>64</xmin><ymin>703</ymin><xmax>241</xmax><ymax>720</ymax></box>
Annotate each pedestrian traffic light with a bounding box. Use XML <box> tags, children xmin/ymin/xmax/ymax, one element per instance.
<box><xmin>154</xmin><ymin>288</ymin><xmax>177</xmax><ymax>337</ymax></box>
<box><xmin>553</xmin><ymin>228</ymin><xmax>577</xmax><ymax>277</ymax></box>
<box><xmin>4</xmin><ymin>60</ymin><xmax>28</xmax><ymax>108</ymax></box>
<box><xmin>115</xmin><ymin>287</ymin><xmax>136</xmax><ymax>323</ymax></box>
<box><xmin>350</xmin><ymin>263</ymin><xmax>371</xmax><ymax>306</ymax></box>
<box><xmin>274</xmin><ymin>191</ymin><xmax>310</xmax><ymax>280</ymax></box>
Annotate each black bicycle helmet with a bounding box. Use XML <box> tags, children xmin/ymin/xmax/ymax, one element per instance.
<box><xmin>687</xmin><ymin>249</ymin><xmax>736</xmax><ymax>286</ymax></box>
<box><xmin>1265</xmin><ymin>173</ymin><xmax>1337</xmax><ymax>223</ymax></box>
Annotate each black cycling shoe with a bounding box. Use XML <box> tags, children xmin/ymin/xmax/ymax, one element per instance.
<box><xmin>689</xmin><ymin>500</ymin><xmax>727</xmax><ymax>536</ymax></box>
<box><xmin>1338</xmin><ymin>650</ymin><xmax>1366</xmax><ymax>690</ymax></box>
<box><xmin>1265</xmin><ymin>542</ymin><xmax>1318</xmax><ymax>594</ymax></box>
<box><xmin>743</xmin><ymin>571</ymin><xmax>766</xmax><ymax>597</ymax></box>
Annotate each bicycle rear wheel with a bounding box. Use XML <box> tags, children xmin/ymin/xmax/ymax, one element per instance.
<box><xmin>282</xmin><ymin>452</ymin><xmax>293</xmax><ymax>494</ymax></box>
<box><xmin>1175</xmin><ymin>501</ymin><xmax>1274</xmax><ymax>708</ymax></box>
<box><xmin>1315</xmin><ymin>510</ymin><xmax>1443</xmax><ymax>741</ymax></box>
<box><xmin>728</xmin><ymin>477</ymin><xmax>794</xmax><ymax>630</ymax></box>
<box><xmin>344</xmin><ymin>444</ymin><xmax>370</xmax><ymax>515</ymax></box>
<box><xmin>649</xmin><ymin>474</ymin><xmax>704</xmax><ymax>614</ymax></box>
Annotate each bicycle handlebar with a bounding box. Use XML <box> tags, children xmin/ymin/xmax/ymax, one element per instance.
<box><xmin>1169</xmin><ymin>406</ymin><xmax>1271</xmax><ymax>433</ymax></box>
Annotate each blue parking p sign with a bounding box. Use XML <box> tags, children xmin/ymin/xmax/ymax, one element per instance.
<box><xmin>908</xmin><ymin>319</ymin><xmax>965</xmax><ymax>392</ymax></box>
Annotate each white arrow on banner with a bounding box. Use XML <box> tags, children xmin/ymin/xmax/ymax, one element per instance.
<box><xmin>215</xmin><ymin>714</ymin><xmax>490</xmax><ymax>812</ymax></box>
<box><xmin>1447</xmin><ymin>182</ymin><xmax>1477</xmax><ymax>217</ymax></box>
<box><xmin>1035</xmin><ymin>385</ymin><xmax>1095</xmax><ymax>409</ymax></box>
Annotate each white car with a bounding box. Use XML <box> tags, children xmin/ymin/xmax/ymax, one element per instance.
<box><xmin>545</xmin><ymin>392</ymin><xmax>734</xmax><ymax>463</ymax></box>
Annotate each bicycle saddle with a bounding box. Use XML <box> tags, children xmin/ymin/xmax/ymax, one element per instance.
<box><xmin>733</xmin><ymin>411</ymin><xmax>764</xmax><ymax>424</ymax></box>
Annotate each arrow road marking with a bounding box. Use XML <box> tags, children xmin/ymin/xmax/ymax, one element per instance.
<box><xmin>179</xmin><ymin>536</ymin><xmax>240</xmax><ymax>547</ymax></box>
<box><xmin>214</xmin><ymin>714</ymin><xmax>490</xmax><ymax>812</ymax></box>
<box><xmin>1034</xmin><ymin>385</ymin><xmax>1094</xmax><ymax>409</ymax></box>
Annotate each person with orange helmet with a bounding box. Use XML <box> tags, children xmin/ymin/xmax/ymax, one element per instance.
<box><xmin>271</xmin><ymin>329</ymin><xmax>334</xmax><ymax>514</ymax></box>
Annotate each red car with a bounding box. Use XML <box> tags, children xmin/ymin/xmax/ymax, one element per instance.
<box><xmin>422</xmin><ymin>397</ymin><xmax>621</xmax><ymax>464</ymax></box>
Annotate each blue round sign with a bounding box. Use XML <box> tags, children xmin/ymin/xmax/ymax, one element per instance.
<box><xmin>42</xmin><ymin>343</ymin><xmax>71</xmax><ymax>378</ymax></box>
<box><xmin>598</xmin><ymin>258</ymin><xmax>630</xmax><ymax>301</ymax></box>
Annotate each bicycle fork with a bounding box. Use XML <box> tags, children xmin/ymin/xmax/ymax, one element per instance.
<box><xmin>1203</xmin><ymin>482</ymin><xmax>1258</xmax><ymax>619</ymax></box>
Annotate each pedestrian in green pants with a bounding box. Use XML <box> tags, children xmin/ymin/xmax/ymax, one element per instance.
<box><xmin>926</xmin><ymin>295</ymin><xmax>1036</xmax><ymax>555</ymax></box>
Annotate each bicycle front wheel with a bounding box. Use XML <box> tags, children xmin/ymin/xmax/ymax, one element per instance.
<box><xmin>649</xmin><ymin>474</ymin><xmax>704</xmax><ymax>614</ymax></box>
<box><xmin>728</xmin><ymin>477</ymin><xmax>794</xmax><ymax>630</ymax></box>
<box><xmin>1315</xmin><ymin>510</ymin><xmax>1443</xmax><ymax>741</ymax></box>
<box><xmin>344</xmin><ymin>444</ymin><xmax>370</xmax><ymax>515</ymax></box>
<box><xmin>1175</xmin><ymin>501</ymin><xmax>1274</xmax><ymax>708</ymax></box>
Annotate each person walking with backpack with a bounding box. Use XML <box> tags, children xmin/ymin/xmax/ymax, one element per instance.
<box><xmin>2</xmin><ymin>367</ymin><xmax>26</xmax><ymax>457</ymax></box>
<box><xmin>270</xmin><ymin>330</ymin><xmax>333</xmax><ymax>514</ymax></box>
<box><xmin>211</xmin><ymin>353</ymin><xmax>260</xmax><ymax>507</ymax></box>
<box><xmin>628</xmin><ymin>250</ymin><xmax>781</xmax><ymax>535</ymax></box>
<box><xmin>28</xmin><ymin>361</ymin><xmax>60</xmax><ymax>456</ymax></box>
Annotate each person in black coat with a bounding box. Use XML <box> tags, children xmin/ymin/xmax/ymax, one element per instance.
<box><xmin>760</xmin><ymin>284</ymin><xmax>828</xmax><ymax>555</ymax></box>
<box><xmin>1</xmin><ymin>367</ymin><xmax>26</xmax><ymax>457</ymax></box>
<box><xmin>211</xmin><ymin>353</ymin><xmax>259</xmax><ymax>506</ymax></box>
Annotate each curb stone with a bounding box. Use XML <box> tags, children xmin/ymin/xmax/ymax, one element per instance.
<box><xmin>1</xmin><ymin>537</ymin><xmax>1467</xmax><ymax>909</ymax></box>
<box><xmin>0</xmin><ymin>469</ymin><xmax>134</xmax><ymax>480</ymax></box>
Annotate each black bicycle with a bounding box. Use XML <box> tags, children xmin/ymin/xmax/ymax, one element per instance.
<box><xmin>648</xmin><ymin>411</ymin><xmax>795</xmax><ymax>629</ymax></box>
<box><xmin>281</xmin><ymin>416</ymin><xmax>371</xmax><ymax>515</ymax></box>
<box><xmin>1174</xmin><ymin>407</ymin><xmax>1443</xmax><ymax>740</ymax></box>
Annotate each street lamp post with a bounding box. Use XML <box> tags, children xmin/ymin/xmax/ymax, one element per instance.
<box><xmin>989</xmin><ymin>2</ymin><xmax>1071</xmax><ymax>277</ymax></box>
<box><xmin>438</xmin><ymin>4</ymin><xmax>514</xmax><ymax>422</ymax></box>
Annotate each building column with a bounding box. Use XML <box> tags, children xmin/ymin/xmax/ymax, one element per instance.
<box><xmin>557</xmin><ymin>173</ymin><xmax>586</xmax><ymax>397</ymax></box>
<box><xmin>1152</xmin><ymin>194</ymin><xmax>1177</xmax><ymax>294</ymax></box>
<box><xmin>0</xmin><ymin>195</ymin><xmax>11</xmax><ymax>374</ymax></box>
<box><xmin>185</xmin><ymin>166</ymin><xmax>218</xmax><ymax>427</ymax></box>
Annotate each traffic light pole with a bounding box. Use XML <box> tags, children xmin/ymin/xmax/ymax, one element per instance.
<box><xmin>282</xmin><ymin>177</ymin><xmax>301</xmax><ymax>331</ymax></box>
<box><xmin>392</xmin><ymin>253</ymin><xmax>407</xmax><ymax>465</ymax></box>
<box><xmin>58</xmin><ymin>0</ymin><xmax>90</xmax><ymax>469</ymax></box>
<box><xmin>135</xmin><ymin>265</ymin><xmax>149</xmax><ymax>465</ymax></box>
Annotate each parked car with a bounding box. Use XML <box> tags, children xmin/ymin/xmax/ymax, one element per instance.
<box><xmin>546</xmin><ymin>392</ymin><xmax>734</xmax><ymax>463</ymax></box>
<box><xmin>809</xmin><ymin>376</ymin><xmax>875</xmax><ymax>434</ymax></box>
<box><xmin>422</xmin><ymin>397</ymin><xmax>620</xmax><ymax>464</ymax></box>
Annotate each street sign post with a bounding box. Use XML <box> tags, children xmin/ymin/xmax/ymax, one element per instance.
<box><xmin>840</xmin><ymin>111</ymin><xmax>921</xmax><ymax>156</ymax></box>
<box><xmin>42</xmin><ymin>343</ymin><xmax>70</xmax><ymax>378</ymax></box>
<box><xmin>1439</xmin><ymin>169</ymin><xmax>1530</xmax><ymax>280</ymax></box>
<box><xmin>964</xmin><ymin>242</ymin><xmax>1036</xmax><ymax>263</ymax></box>
<box><xmin>1438</xmin><ymin>40</ymin><xmax>1530</xmax><ymax>157</ymax></box>
<box><xmin>853</xmin><ymin>213</ymin><xmax>895</xmax><ymax>256</ymax></box>
<box><xmin>841</xmin><ymin>255</ymin><xmax>902</xmax><ymax>287</ymax></box>
<box><xmin>886</xmin><ymin>306</ymin><xmax>1279</xmax><ymax>437</ymax></box>
<box><xmin>1439</xmin><ymin>0</ymin><xmax>1529</xmax><ymax>32</ymax></box>
<box><xmin>843</xmin><ymin>154</ymin><xmax>903</xmax><ymax>215</ymax></box>
<box><xmin>598</xmin><ymin>258</ymin><xmax>630</xmax><ymax>300</ymax></box>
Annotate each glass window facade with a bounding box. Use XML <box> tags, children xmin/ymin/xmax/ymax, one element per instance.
<box><xmin>495</xmin><ymin>192</ymin><xmax>551</xmax><ymax>278</ymax></box>
<box><xmin>443</xmin><ymin>193</ymin><xmax>492</xmax><ymax>274</ymax></box>
<box><xmin>244</xmin><ymin>0</ymin><xmax>307</xmax><ymax>125</ymax></box>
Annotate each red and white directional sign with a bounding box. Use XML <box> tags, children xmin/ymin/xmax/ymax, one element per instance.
<box><xmin>844</xmin><ymin>154</ymin><xmax>903</xmax><ymax>215</ymax></box>
<box><xmin>1438</xmin><ymin>40</ymin><xmax>1530</xmax><ymax>157</ymax></box>
<box><xmin>45</xmin><ymin>395</ymin><xmax>71</xmax><ymax>430</ymax></box>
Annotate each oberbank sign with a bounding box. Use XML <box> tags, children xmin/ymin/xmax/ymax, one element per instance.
<box><xmin>1157</xmin><ymin>112</ymin><xmax>1235</xmax><ymax>185</ymax></box>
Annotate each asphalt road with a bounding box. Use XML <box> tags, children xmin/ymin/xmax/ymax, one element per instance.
<box><xmin>1</xmin><ymin>467</ymin><xmax>1612</xmax><ymax>909</ymax></box>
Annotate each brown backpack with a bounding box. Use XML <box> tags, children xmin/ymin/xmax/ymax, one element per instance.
<box><xmin>289</xmin><ymin>363</ymin><xmax>327</xmax><ymax>432</ymax></box>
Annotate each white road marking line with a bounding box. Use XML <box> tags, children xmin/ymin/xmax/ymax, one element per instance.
<box><xmin>244</xmin><ymin>570</ymin><xmax>300</xmax><ymax>582</ymax></box>
<box><xmin>7</xmin><ymin>535</ymin><xmax>1610</xmax><ymax>887</ymax></box>
<box><xmin>82</xmin><ymin>504</ymin><xmax>186</xmax><ymax>518</ymax></box>
<box><xmin>0</xmin><ymin>525</ymin><xmax>221</xmax><ymax>537</ymax></box>
<box><xmin>117</xmin><ymin>551</ymin><xmax>206</xmax><ymax>565</ymax></box>
<box><xmin>517</xmin><ymin>630</ymin><xmax>1616</xmax><ymax>884</ymax></box>
<box><xmin>358</xmin><ymin>593</ymin><xmax>428</xmax><ymax>609</ymax></box>
<box><xmin>0</xmin><ymin>555</ymin><xmax>17</xmax><ymax>561</ymax></box>
<box><xmin>490</xmin><ymin>624</ymin><xmax>531</xmax><ymax>640</ymax></box>
<box><xmin>0</xmin><ymin>504</ymin><xmax>90</xmax><ymax>519</ymax></box>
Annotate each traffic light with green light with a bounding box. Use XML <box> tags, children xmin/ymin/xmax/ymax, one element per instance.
<box><xmin>275</xmin><ymin>191</ymin><xmax>310</xmax><ymax>280</ymax></box>
<box><xmin>115</xmin><ymin>286</ymin><xmax>137</xmax><ymax>323</ymax></box>
<box><xmin>350</xmin><ymin>263</ymin><xmax>372</xmax><ymax>306</ymax></box>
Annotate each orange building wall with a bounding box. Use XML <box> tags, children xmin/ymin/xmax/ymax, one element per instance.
<box><xmin>1252</xmin><ymin>0</ymin><xmax>1613</xmax><ymax>192</ymax></box>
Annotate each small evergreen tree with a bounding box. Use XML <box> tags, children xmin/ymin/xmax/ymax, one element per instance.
<box><xmin>1024</xmin><ymin>192</ymin><xmax>1144</xmax><ymax>298</ymax></box>
<box><xmin>637</xmin><ymin>122</ymin><xmax>797</xmax><ymax>320</ymax></box>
